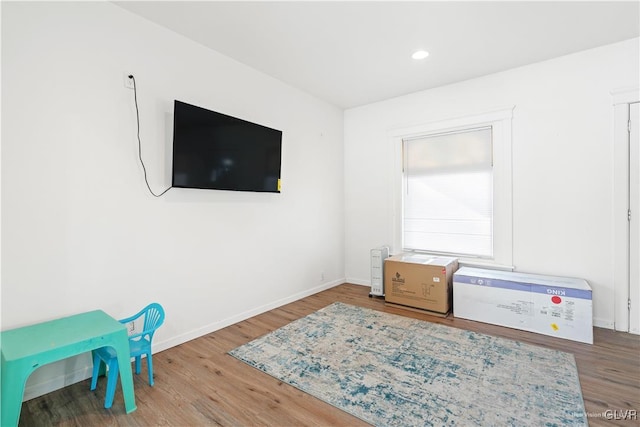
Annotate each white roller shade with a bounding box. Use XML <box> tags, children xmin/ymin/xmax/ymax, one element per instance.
<box><xmin>403</xmin><ymin>127</ymin><xmax>493</xmax><ymax>257</ymax></box>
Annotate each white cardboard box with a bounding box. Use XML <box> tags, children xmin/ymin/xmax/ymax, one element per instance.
<box><xmin>453</xmin><ymin>267</ymin><xmax>593</xmax><ymax>344</ymax></box>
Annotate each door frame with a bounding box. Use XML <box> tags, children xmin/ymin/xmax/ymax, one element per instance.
<box><xmin>612</xmin><ymin>87</ymin><xmax>639</xmax><ymax>332</ymax></box>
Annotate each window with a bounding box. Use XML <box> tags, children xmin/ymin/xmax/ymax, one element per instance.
<box><xmin>390</xmin><ymin>107</ymin><xmax>513</xmax><ymax>268</ymax></box>
<box><xmin>403</xmin><ymin>127</ymin><xmax>493</xmax><ymax>257</ymax></box>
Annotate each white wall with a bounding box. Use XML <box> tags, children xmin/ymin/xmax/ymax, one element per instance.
<box><xmin>344</xmin><ymin>38</ymin><xmax>640</xmax><ymax>329</ymax></box>
<box><xmin>1</xmin><ymin>2</ymin><xmax>344</xmax><ymax>399</ymax></box>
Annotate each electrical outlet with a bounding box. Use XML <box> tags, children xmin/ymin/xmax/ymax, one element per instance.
<box><xmin>123</xmin><ymin>73</ymin><xmax>134</xmax><ymax>89</ymax></box>
<box><xmin>320</xmin><ymin>271</ymin><xmax>325</xmax><ymax>282</ymax></box>
<box><xmin>128</xmin><ymin>321</ymin><xmax>135</xmax><ymax>334</ymax></box>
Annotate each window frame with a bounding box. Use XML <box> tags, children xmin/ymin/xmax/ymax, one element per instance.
<box><xmin>388</xmin><ymin>106</ymin><xmax>514</xmax><ymax>269</ymax></box>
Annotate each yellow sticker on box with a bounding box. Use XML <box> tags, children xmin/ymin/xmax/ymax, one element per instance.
<box><xmin>551</xmin><ymin>323</ymin><xmax>559</xmax><ymax>331</ymax></box>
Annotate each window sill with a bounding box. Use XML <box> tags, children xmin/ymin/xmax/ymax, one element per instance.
<box><xmin>401</xmin><ymin>250</ymin><xmax>514</xmax><ymax>271</ymax></box>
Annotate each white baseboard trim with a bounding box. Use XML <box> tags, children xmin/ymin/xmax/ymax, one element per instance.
<box><xmin>24</xmin><ymin>366</ymin><xmax>93</xmax><ymax>402</ymax></box>
<box><xmin>345</xmin><ymin>277</ymin><xmax>370</xmax><ymax>287</ymax></box>
<box><xmin>593</xmin><ymin>317</ymin><xmax>614</xmax><ymax>330</ymax></box>
<box><xmin>154</xmin><ymin>278</ymin><xmax>345</xmax><ymax>352</ymax></box>
<box><xmin>25</xmin><ymin>278</ymin><xmax>616</xmax><ymax>402</ymax></box>
<box><xmin>23</xmin><ymin>278</ymin><xmax>345</xmax><ymax>401</ymax></box>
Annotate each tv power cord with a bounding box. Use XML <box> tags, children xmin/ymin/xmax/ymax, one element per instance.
<box><xmin>129</xmin><ymin>74</ymin><xmax>171</xmax><ymax>198</ymax></box>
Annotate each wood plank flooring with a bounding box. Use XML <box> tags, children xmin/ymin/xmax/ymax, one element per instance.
<box><xmin>18</xmin><ymin>284</ymin><xmax>640</xmax><ymax>426</ymax></box>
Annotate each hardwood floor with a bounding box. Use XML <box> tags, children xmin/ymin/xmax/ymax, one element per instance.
<box><xmin>19</xmin><ymin>284</ymin><xmax>640</xmax><ymax>426</ymax></box>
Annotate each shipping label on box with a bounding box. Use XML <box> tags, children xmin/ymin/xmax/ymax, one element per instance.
<box><xmin>453</xmin><ymin>267</ymin><xmax>593</xmax><ymax>344</ymax></box>
<box><xmin>384</xmin><ymin>254</ymin><xmax>458</xmax><ymax>314</ymax></box>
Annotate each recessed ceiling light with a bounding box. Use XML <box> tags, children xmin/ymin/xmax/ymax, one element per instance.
<box><xmin>412</xmin><ymin>50</ymin><xmax>429</xmax><ymax>60</ymax></box>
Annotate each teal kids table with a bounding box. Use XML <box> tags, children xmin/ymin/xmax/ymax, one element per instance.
<box><xmin>0</xmin><ymin>310</ymin><xmax>137</xmax><ymax>426</ymax></box>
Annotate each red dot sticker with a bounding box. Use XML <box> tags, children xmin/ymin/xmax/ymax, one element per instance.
<box><xmin>551</xmin><ymin>296</ymin><xmax>562</xmax><ymax>304</ymax></box>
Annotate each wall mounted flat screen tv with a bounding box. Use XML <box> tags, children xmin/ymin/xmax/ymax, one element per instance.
<box><xmin>172</xmin><ymin>100</ymin><xmax>282</xmax><ymax>193</ymax></box>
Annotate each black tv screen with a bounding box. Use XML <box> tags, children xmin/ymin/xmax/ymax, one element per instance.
<box><xmin>172</xmin><ymin>100</ymin><xmax>282</xmax><ymax>193</ymax></box>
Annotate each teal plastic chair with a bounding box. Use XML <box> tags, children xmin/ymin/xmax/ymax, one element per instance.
<box><xmin>90</xmin><ymin>303</ymin><xmax>165</xmax><ymax>408</ymax></box>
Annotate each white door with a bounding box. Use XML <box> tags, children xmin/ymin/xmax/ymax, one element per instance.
<box><xmin>630</xmin><ymin>102</ymin><xmax>639</xmax><ymax>334</ymax></box>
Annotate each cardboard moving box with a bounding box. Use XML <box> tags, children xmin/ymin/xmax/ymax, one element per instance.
<box><xmin>453</xmin><ymin>267</ymin><xmax>593</xmax><ymax>344</ymax></box>
<box><xmin>384</xmin><ymin>254</ymin><xmax>458</xmax><ymax>314</ymax></box>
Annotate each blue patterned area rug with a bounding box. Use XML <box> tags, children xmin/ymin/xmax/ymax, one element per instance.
<box><xmin>229</xmin><ymin>302</ymin><xmax>587</xmax><ymax>426</ymax></box>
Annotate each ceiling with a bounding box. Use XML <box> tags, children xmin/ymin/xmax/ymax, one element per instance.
<box><xmin>115</xmin><ymin>1</ymin><xmax>640</xmax><ymax>109</ymax></box>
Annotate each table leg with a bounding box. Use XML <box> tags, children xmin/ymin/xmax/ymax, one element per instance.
<box><xmin>1</xmin><ymin>359</ymin><xmax>30</xmax><ymax>427</ymax></box>
<box><xmin>111</xmin><ymin>333</ymin><xmax>137</xmax><ymax>414</ymax></box>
